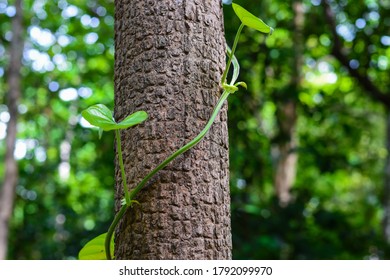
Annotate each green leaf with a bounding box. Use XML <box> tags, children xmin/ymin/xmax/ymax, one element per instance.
<box><xmin>81</xmin><ymin>104</ymin><xmax>148</xmax><ymax>132</ymax></box>
<box><xmin>232</xmin><ymin>3</ymin><xmax>274</xmax><ymax>34</ymax></box>
<box><xmin>116</xmin><ymin>111</ymin><xmax>148</xmax><ymax>130</ymax></box>
<box><xmin>78</xmin><ymin>232</ymin><xmax>113</xmax><ymax>260</ymax></box>
<box><xmin>81</xmin><ymin>104</ymin><xmax>116</xmax><ymax>131</ymax></box>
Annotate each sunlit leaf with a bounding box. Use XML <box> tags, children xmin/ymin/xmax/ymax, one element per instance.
<box><xmin>116</xmin><ymin>111</ymin><xmax>148</xmax><ymax>129</ymax></box>
<box><xmin>232</xmin><ymin>3</ymin><xmax>273</xmax><ymax>34</ymax></box>
<box><xmin>78</xmin><ymin>233</ymin><xmax>113</xmax><ymax>260</ymax></box>
<box><xmin>81</xmin><ymin>104</ymin><xmax>148</xmax><ymax>132</ymax></box>
<box><xmin>81</xmin><ymin>104</ymin><xmax>116</xmax><ymax>131</ymax></box>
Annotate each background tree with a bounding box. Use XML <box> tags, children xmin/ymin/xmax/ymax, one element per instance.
<box><xmin>0</xmin><ymin>0</ymin><xmax>117</xmax><ymax>259</ymax></box>
<box><xmin>113</xmin><ymin>0</ymin><xmax>231</xmax><ymax>259</ymax></box>
<box><xmin>273</xmin><ymin>0</ymin><xmax>304</xmax><ymax>206</ymax></box>
<box><xmin>0</xmin><ymin>0</ymin><xmax>22</xmax><ymax>260</ymax></box>
<box><xmin>227</xmin><ymin>0</ymin><xmax>389</xmax><ymax>259</ymax></box>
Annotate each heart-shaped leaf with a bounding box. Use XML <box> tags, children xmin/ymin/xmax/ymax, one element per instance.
<box><xmin>81</xmin><ymin>104</ymin><xmax>148</xmax><ymax>132</ymax></box>
<box><xmin>232</xmin><ymin>3</ymin><xmax>274</xmax><ymax>34</ymax></box>
<box><xmin>78</xmin><ymin>232</ymin><xmax>113</xmax><ymax>260</ymax></box>
<box><xmin>81</xmin><ymin>104</ymin><xmax>116</xmax><ymax>131</ymax></box>
<box><xmin>116</xmin><ymin>111</ymin><xmax>148</xmax><ymax>130</ymax></box>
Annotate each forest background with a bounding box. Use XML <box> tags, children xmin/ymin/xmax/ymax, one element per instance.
<box><xmin>1</xmin><ymin>0</ymin><xmax>390</xmax><ymax>259</ymax></box>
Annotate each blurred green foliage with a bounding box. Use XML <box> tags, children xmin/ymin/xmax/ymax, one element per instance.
<box><xmin>0</xmin><ymin>0</ymin><xmax>389</xmax><ymax>259</ymax></box>
<box><xmin>226</xmin><ymin>0</ymin><xmax>390</xmax><ymax>259</ymax></box>
<box><xmin>1</xmin><ymin>0</ymin><xmax>115</xmax><ymax>259</ymax></box>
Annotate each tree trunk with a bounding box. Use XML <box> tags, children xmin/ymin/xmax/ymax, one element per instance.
<box><xmin>0</xmin><ymin>0</ymin><xmax>23</xmax><ymax>260</ymax></box>
<box><xmin>274</xmin><ymin>101</ymin><xmax>298</xmax><ymax>206</ymax></box>
<box><xmin>114</xmin><ymin>0</ymin><xmax>231</xmax><ymax>259</ymax></box>
<box><xmin>273</xmin><ymin>0</ymin><xmax>304</xmax><ymax>206</ymax></box>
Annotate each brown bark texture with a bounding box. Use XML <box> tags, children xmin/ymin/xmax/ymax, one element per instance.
<box><xmin>0</xmin><ymin>0</ymin><xmax>23</xmax><ymax>260</ymax></box>
<box><xmin>113</xmin><ymin>0</ymin><xmax>231</xmax><ymax>259</ymax></box>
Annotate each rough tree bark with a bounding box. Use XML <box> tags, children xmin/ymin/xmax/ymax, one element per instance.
<box><xmin>0</xmin><ymin>0</ymin><xmax>23</xmax><ymax>260</ymax></box>
<box><xmin>273</xmin><ymin>0</ymin><xmax>304</xmax><ymax>206</ymax></box>
<box><xmin>113</xmin><ymin>0</ymin><xmax>231</xmax><ymax>259</ymax></box>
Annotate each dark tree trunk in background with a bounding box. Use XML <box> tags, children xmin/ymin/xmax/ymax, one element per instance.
<box><xmin>0</xmin><ymin>0</ymin><xmax>23</xmax><ymax>260</ymax></box>
<box><xmin>274</xmin><ymin>101</ymin><xmax>298</xmax><ymax>206</ymax></box>
<box><xmin>273</xmin><ymin>0</ymin><xmax>304</xmax><ymax>206</ymax></box>
<box><xmin>114</xmin><ymin>0</ymin><xmax>231</xmax><ymax>259</ymax></box>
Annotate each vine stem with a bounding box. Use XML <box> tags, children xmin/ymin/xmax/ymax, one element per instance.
<box><xmin>115</xmin><ymin>129</ymin><xmax>130</xmax><ymax>205</ymax></box>
<box><xmin>221</xmin><ymin>23</ymin><xmax>244</xmax><ymax>85</ymax></box>
<box><xmin>106</xmin><ymin>25</ymin><xmax>244</xmax><ymax>258</ymax></box>
<box><xmin>105</xmin><ymin>203</ymin><xmax>127</xmax><ymax>260</ymax></box>
<box><xmin>105</xmin><ymin>89</ymin><xmax>231</xmax><ymax>260</ymax></box>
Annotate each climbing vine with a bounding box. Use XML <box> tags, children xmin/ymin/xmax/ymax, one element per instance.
<box><xmin>78</xmin><ymin>3</ymin><xmax>273</xmax><ymax>260</ymax></box>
